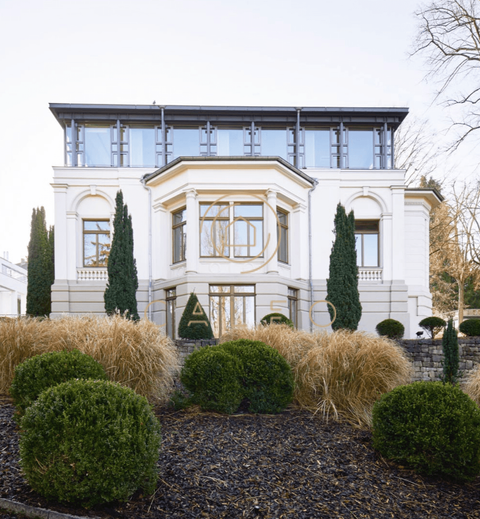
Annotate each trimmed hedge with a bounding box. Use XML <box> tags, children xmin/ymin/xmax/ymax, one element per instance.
<box><xmin>19</xmin><ymin>379</ymin><xmax>161</xmax><ymax>506</ymax></box>
<box><xmin>10</xmin><ymin>349</ymin><xmax>108</xmax><ymax>417</ymax></box>
<box><xmin>419</xmin><ymin>316</ymin><xmax>446</xmax><ymax>339</ymax></box>
<box><xmin>372</xmin><ymin>381</ymin><xmax>480</xmax><ymax>482</ymax></box>
<box><xmin>375</xmin><ymin>319</ymin><xmax>405</xmax><ymax>340</ymax></box>
<box><xmin>459</xmin><ymin>319</ymin><xmax>480</xmax><ymax>337</ymax></box>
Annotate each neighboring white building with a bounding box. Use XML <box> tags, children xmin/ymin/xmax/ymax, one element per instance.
<box><xmin>49</xmin><ymin>103</ymin><xmax>441</xmax><ymax>339</ymax></box>
<box><xmin>0</xmin><ymin>253</ymin><xmax>27</xmax><ymax>317</ymax></box>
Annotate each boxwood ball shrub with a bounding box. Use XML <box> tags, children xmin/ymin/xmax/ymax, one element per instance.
<box><xmin>19</xmin><ymin>379</ymin><xmax>161</xmax><ymax>507</ymax></box>
<box><xmin>375</xmin><ymin>319</ymin><xmax>405</xmax><ymax>340</ymax></box>
<box><xmin>220</xmin><ymin>339</ymin><xmax>295</xmax><ymax>414</ymax></box>
<box><xmin>10</xmin><ymin>349</ymin><xmax>108</xmax><ymax>417</ymax></box>
<box><xmin>181</xmin><ymin>347</ymin><xmax>244</xmax><ymax>414</ymax></box>
<box><xmin>419</xmin><ymin>316</ymin><xmax>446</xmax><ymax>338</ymax></box>
<box><xmin>260</xmin><ymin>313</ymin><xmax>294</xmax><ymax>329</ymax></box>
<box><xmin>459</xmin><ymin>319</ymin><xmax>480</xmax><ymax>337</ymax></box>
<box><xmin>372</xmin><ymin>381</ymin><xmax>480</xmax><ymax>482</ymax></box>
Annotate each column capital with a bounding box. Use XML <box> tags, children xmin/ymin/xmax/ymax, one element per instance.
<box><xmin>184</xmin><ymin>188</ymin><xmax>198</xmax><ymax>199</ymax></box>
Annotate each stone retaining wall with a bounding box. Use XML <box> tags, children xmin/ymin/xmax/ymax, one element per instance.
<box><xmin>175</xmin><ymin>339</ymin><xmax>218</xmax><ymax>364</ymax></box>
<box><xmin>397</xmin><ymin>338</ymin><xmax>480</xmax><ymax>382</ymax></box>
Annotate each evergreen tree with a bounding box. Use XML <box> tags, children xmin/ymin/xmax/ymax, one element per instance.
<box><xmin>326</xmin><ymin>203</ymin><xmax>362</xmax><ymax>330</ymax></box>
<box><xmin>442</xmin><ymin>318</ymin><xmax>460</xmax><ymax>385</ymax></box>
<box><xmin>104</xmin><ymin>191</ymin><xmax>139</xmax><ymax>320</ymax></box>
<box><xmin>27</xmin><ymin>208</ymin><xmax>53</xmax><ymax>317</ymax></box>
<box><xmin>178</xmin><ymin>292</ymin><xmax>214</xmax><ymax>339</ymax></box>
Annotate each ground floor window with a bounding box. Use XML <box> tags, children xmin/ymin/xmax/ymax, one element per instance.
<box><xmin>83</xmin><ymin>220</ymin><xmax>110</xmax><ymax>267</ymax></box>
<box><xmin>166</xmin><ymin>288</ymin><xmax>176</xmax><ymax>339</ymax></box>
<box><xmin>288</xmin><ymin>288</ymin><xmax>298</xmax><ymax>328</ymax></box>
<box><xmin>209</xmin><ymin>285</ymin><xmax>255</xmax><ymax>337</ymax></box>
<box><xmin>355</xmin><ymin>220</ymin><xmax>379</xmax><ymax>267</ymax></box>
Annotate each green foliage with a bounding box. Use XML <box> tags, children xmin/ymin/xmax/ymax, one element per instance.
<box><xmin>260</xmin><ymin>313</ymin><xmax>294</xmax><ymax>329</ymax></box>
<box><xmin>442</xmin><ymin>319</ymin><xmax>460</xmax><ymax>384</ymax></box>
<box><xmin>181</xmin><ymin>347</ymin><xmax>243</xmax><ymax>414</ymax></box>
<box><xmin>220</xmin><ymin>339</ymin><xmax>295</xmax><ymax>414</ymax></box>
<box><xmin>26</xmin><ymin>207</ymin><xmax>54</xmax><ymax>317</ymax></box>
<box><xmin>372</xmin><ymin>381</ymin><xmax>480</xmax><ymax>482</ymax></box>
<box><xmin>178</xmin><ymin>293</ymin><xmax>214</xmax><ymax>339</ymax></box>
<box><xmin>9</xmin><ymin>349</ymin><xmax>108</xmax><ymax>418</ymax></box>
<box><xmin>169</xmin><ymin>388</ymin><xmax>193</xmax><ymax>410</ymax></box>
<box><xmin>104</xmin><ymin>190</ymin><xmax>139</xmax><ymax>320</ymax></box>
<box><xmin>459</xmin><ymin>319</ymin><xmax>480</xmax><ymax>337</ymax></box>
<box><xmin>326</xmin><ymin>203</ymin><xmax>362</xmax><ymax>331</ymax></box>
<box><xmin>19</xmin><ymin>379</ymin><xmax>161</xmax><ymax>507</ymax></box>
<box><xmin>375</xmin><ymin>319</ymin><xmax>405</xmax><ymax>340</ymax></box>
<box><xmin>419</xmin><ymin>316</ymin><xmax>446</xmax><ymax>338</ymax></box>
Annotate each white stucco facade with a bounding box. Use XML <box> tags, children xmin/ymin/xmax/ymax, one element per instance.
<box><xmin>0</xmin><ymin>255</ymin><xmax>27</xmax><ymax>317</ymax></box>
<box><xmin>50</xmin><ymin>103</ymin><xmax>441</xmax><ymax>339</ymax></box>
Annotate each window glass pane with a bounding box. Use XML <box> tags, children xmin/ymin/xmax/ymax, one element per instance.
<box><xmin>234</xmin><ymin>296</ymin><xmax>244</xmax><ymax>326</ymax></box>
<box><xmin>85</xmin><ymin>125</ymin><xmax>111</xmax><ymax>166</ymax></box>
<box><xmin>245</xmin><ymin>297</ymin><xmax>255</xmax><ymax>327</ymax></box>
<box><xmin>234</xmin><ymin>204</ymin><xmax>262</xmax><ymax>217</ymax></box>
<box><xmin>261</xmin><ymin>129</ymin><xmax>288</xmax><ymax>160</ymax></box>
<box><xmin>278</xmin><ymin>226</ymin><xmax>288</xmax><ymax>262</ymax></box>
<box><xmin>363</xmin><ymin>234</ymin><xmax>378</xmax><ymax>266</ymax></box>
<box><xmin>173</xmin><ymin>227</ymin><xmax>185</xmax><ymax>262</ymax></box>
<box><xmin>348</xmin><ymin>128</ymin><xmax>374</xmax><ymax>169</ymax></box>
<box><xmin>217</xmin><ymin>129</ymin><xmax>244</xmax><ymax>156</ymax></box>
<box><xmin>130</xmin><ymin>127</ymin><xmax>155</xmax><ymax>167</ymax></box>
<box><xmin>166</xmin><ymin>299</ymin><xmax>175</xmax><ymax>339</ymax></box>
<box><xmin>173</xmin><ymin>128</ymin><xmax>199</xmax><ymax>158</ymax></box>
<box><xmin>234</xmin><ymin>285</ymin><xmax>255</xmax><ymax>293</ymax></box>
<box><xmin>83</xmin><ymin>235</ymin><xmax>97</xmax><ymax>266</ymax></box>
<box><xmin>277</xmin><ymin>211</ymin><xmax>287</xmax><ymax>225</ymax></box>
<box><xmin>250</xmin><ymin>221</ymin><xmax>263</xmax><ymax>256</ymax></box>
<box><xmin>234</xmin><ymin>219</ymin><xmax>248</xmax><ymax>256</ymax></box>
<box><xmin>200</xmin><ymin>220</ymin><xmax>229</xmax><ymax>256</ymax></box>
<box><xmin>355</xmin><ymin>234</ymin><xmax>362</xmax><ymax>267</ymax></box>
<box><xmin>355</xmin><ymin>220</ymin><xmax>379</xmax><ymax>232</ymax></box>
<box><xmin>210</xmin><ymin>285</ymin><xmax>231</xmax><ymax>294</ymax></box>
<box><xmin>200</xmin><ymin>203</ymin><xmax>229</xmax><ymax>217</ymax></box>
<box><xmin>305</xmin><ymin>129</ymin><xmax>330</xmax><ymax>167</ymax></box>
<box><xmin>210</xmin><ymin>295</ymin><xmax>220</xmax><ymax>337</ymax></box>
<box><xmin>84</xmin><ymin>221</ymin><xmax>110</xmax><ymax>232</ymax></box>
<box><xmin>173</xmin><ymin>209</ymin><xmax>186</xmax><ymax>224</ymax></box>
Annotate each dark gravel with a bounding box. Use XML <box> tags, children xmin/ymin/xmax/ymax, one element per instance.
<box><xmin>1</xmin><ymin>394</ymin><xmax>480</xmax><ymax>518</ymax></box>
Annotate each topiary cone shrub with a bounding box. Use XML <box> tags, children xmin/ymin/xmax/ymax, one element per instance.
<box><xmin>375</xmin><ymin>319</ymin><xmax>405</xmax><ymax>340</ymax></box>
<box><xmin>372</xmin><ymin>381</ymin><xmax>480</xmax><ymax>482</ymax></box>
<box><xmin>19</xmin><ymin>379</ymin><xmax>161</xmax><ymax>507</ymax></box>
<box><xmin>10</xmin><ymin>349</ymin><xmax>108</xmax><ymax>418</ymax></box>
<box><xmin>178</xmin><ymin>293</ymin><xmax>214</xmax><ymax>340</ymax></box>
<box><xmin>459</xmin><ymin>319</ymin><xmax>480</xmax><ymax>337</ymax></box>
<box><xmin>260</xmin><ymin>313</ymin><xmax>294</xmax><ymax>329</ymax></box>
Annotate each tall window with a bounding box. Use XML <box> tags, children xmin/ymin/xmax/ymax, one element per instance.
<box><xmin>84</xmin><ymin>124</ymin><xmax>111</xmax><ymax>166</ymax></box>
<box><xmin>288</xmin><ymin>288</ymin><xmax>298</xmax><ymax>328</ymax></box>
<box><xmin>200</xmin><ymin>203</ymin><xmax>230</xmax><ymax>257</ymax></box>
<box><xmin>355</xmin><ymin>220</ymin><xmax>379</xmax><ymax>267</ymax></box>
<box><xmin>172</xmin><ymin>208</ymin><xmax>186</xmax><ymax>263</ymax></box>
<box><xmin>216</xmin><ymin>128</ymin><xmax>244</xmax><ymax>156</ymax></box>
<box><xmin>234</xmin><ymin>204</ymin><xmax>263</xmax><ymax>257</ymax></box>
<box><xmin>83</xmin><ymin>220</ymin><xmax>111</xmax><ymax>267</ymax></box>
<box><xmin>172</xmin><ymin>128</ymin><xmax>200</xmax><ymax>159</ymax></box>
<box><xmin>277</xmin><ymin>208</ymin><xmax>288</xmax><ymax>263</ymax></box>
<box><xmin>130</xmin><ymin>126</ymin><xmax>155</xmax><ymax>167</ymax></box>
<box><xmin>348</xmin><ymin>127</ymin><xmax>374</xmax><ymax>169</ymax></box>
<box><xmin>166</xmin><ymin>288</ymin><xmax>176</xmax><ymax>339</ymax></box>
<box><xmin>304</xmin><ymin>128</ymin><xmax>330</xmax><ymax>168</ymax></box>
<box><xmin>209</xmin><ymin>285</ymin><xmax>255</xmax><ymax>338</ymax></box>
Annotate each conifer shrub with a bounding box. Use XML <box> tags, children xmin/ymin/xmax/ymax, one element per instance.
<box><xmin>419</xmin><ymin>316</ymin><xmax>446</xmax><ymax>338</ymax></box>
<box><xmin>19</xmin><ymin>379</ymin><xmax>161</xmax><ymax>506</ymax></box>
<box><xmin>459</xmin><ymin>319</ymin><xmax>480</xmax><ymax>337</ymax></box>
<box><xmin>372</xmin><ymin>381</ymin><xmax>480</xmax><ymax>482</ymax></box>
<box><xmin>375</xmin><ymin>319</ymin><xmax>405</xmax><ymax>339</ymax></box>
<box><xmin>180</xmin><ymin>347</ymin><xmax>243</xmax><ymax>414</ymax></box>
<box><xmin>260</xmin><ymin>313</ymin><xmax>294</xmax><ymax>329</ymax></box>
<box><xmin>442</xmin><ymin>318</ymin><xmax>460</xmax><ymax>384</ymax></box>
<box><xmin>10</xmin><ymin>349</ymin><xmax>108</xmax><ymax>418</ymax></box>
<box><xmin>178</xmin><ymin>293</ymin><xmax>214</xmax><ymax>340</ymax></box>
<box><xmin>220</xmin><ymin>339</ymin><xmax>295</xmax><ymax>414</ymax></box>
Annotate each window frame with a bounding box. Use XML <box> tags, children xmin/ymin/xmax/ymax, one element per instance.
<box><xmin>287</xmin><ymin>287</ymin><xmax>298</xmax><ymax>328</ymax></box>
<box><xmin>82</xmin><ymin>219</ymin><xmax>111</xmax><ymax>267</ymax></box>
<box><xmin>277</xmin><ymin>207</ymin><xmax>289</xmax><ymax>264</ymax></box>
<box><xmin>165</xmin><ymin>288</ymin><xmax>176</xmax><ymax>339</ymax></box>
<box><xmin>199</xmin><ymin>202</ymin><xmax>230</xmax><ymax>258</ymax></box>
<box><xmin>172</xmin><ymin>207</ymin><xmax>187</xmax><ymax>264</ymax></box>
<box><xmin>355</xmin><ymin>220</ymin><xmax>380</xmax><ymax>267</ymax></box>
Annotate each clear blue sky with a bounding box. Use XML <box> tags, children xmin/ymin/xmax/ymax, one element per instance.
<box><xmin>0</xmin><ymin>0</ymin><xmax>471</xmax><ymax>263</ymax></box>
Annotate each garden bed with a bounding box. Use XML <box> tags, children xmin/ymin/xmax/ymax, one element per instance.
<box><xmin>1</xmin><ymin>394</ymin><xmax>480</xmax><ymax>519</ymax></box>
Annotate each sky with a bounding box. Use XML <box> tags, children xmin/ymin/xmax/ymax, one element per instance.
<box><xmin>0</xmin><ymin>0</ymin><xmax>475</xmax><ymax>264</ymax></box>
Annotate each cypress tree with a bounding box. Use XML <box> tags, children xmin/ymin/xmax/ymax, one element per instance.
<box><xmin>104</xmin><ymin>191</ymin><xmax>139</xmax><ymax>320</ymax></box>
<box><xmin>178</xmin><ymin>292</ymin><xmax>214</xmax><ymax>339</ymax></box>
<box><xmin>27</xmin><ymin>207</ymin><xmax>53</xmax><ymax>317</ymax></box>
<box><xmin>442</xmin><ymin>318</ymin><xmax>460</xmax><ymax>384</ymax></box>
<box><xmin>326</xmin><ymin>203</ymin><xmax>362</xmax><ymax>330</ymax></box>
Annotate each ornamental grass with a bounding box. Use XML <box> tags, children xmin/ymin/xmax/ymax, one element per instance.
<box><xmin>0</xmin><ymin>315</ymin><xmax>179</xmax><ymax>402</ymax></box>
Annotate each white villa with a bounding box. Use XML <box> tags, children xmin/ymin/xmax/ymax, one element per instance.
<box><xmin>49</xmin><ymin>103</ymin><xmax>441</xmax><ymax>339</ymax></box>
<box><xmin>0</xmin><ymin>253</ymin><xmax>27</xmax><ymax>317</ymax></box>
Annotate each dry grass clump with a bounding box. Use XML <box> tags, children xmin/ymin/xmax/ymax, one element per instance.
<box><xmin>219</xmin><ymin>324</ymin><xmax>317</xmax><ymax>371</ymax></box>
<box><xmin>296</xmin><ymin>330</ymin><xmax>413</xmax><ymax>427</ymax></box>
<box><xmin>463</xmin><ymin>366</ymin><xmax>480</xmax><ymax>407</ymax></box>
<box><xmin>0</xmin><ymin>315</ymin><xmax>179</xmax><ymax>402</ymax></box>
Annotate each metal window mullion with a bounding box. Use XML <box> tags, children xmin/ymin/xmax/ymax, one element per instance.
<box><xmin>72</xmin><ymin>118</ymin><xmax>77</xmax><ymax>167</ymax></box>
<box><xmin>383</xmin><ymin>122</ymin><xmax>388</xmax><ymax>169</ymax></box>
<box><xmin>161</xmin><ymin>107</ymin><xmax>166</xmax><ymax>166</ymax></box>
<box><xmin>251</xmin><ymin>121</ymin><xmax>255</xmax><ymax>156</ymax></box>
<box><xmin>390</xmin><ymin>127</ymin><xmax>394</xmax><ymax>169</ymax></box>
<box><xmin>207</xmin><ymin>121</ymin><xmax>211</xmax><ymax>156</ymax></box>
<box><xmin>340</xmin><ymin>122</ymin><xmax>345</xmax><ymax>169</ymax></box>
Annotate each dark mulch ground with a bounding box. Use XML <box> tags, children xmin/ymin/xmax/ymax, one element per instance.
<box><xmin>1</xmin><ymin>394</ymin><xmax>480</xmax><ymax>519</ymax></box>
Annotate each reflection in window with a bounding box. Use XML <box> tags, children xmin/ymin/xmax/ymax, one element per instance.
<box><xmin>288</xmin><ymin>287</ymin><xmax>298</xmax><ymax>328</ymax></box>
<box><xmin>209</xmin><ymin>285</ymin><xmax>255</xmax><ymax>338</ymax></box>
<box><xmin>261</xmin><ymin>128</ymin><xmax>288</xmax><ymax>160</ymax></box>
<box><xmin>277</xmin><ymin>208</ymin><xmax>288</xmax><ymax>263</ymax></box>
<box><xmin>355</xmin><ymin>220</ymin><xmax>379</xmax><ymax>267</ymax></box>
<box><xmin>200</xmin><ymin>203</ymin><xmax>230</xmax><ymax>257</ymax></box>
<box><xmin>348</xmin><ymin>128</ymin><xmax>374</xmax><ymax>169</ymax></box>
<box><xmin>85</xmin><ymin>124</ymin><xmax>111</xmax><ymax>166</ymax></box>
<box><xmin>166</xmin><ymin>288</ymin><xmax>176</xmax><ymax>339</ymax></box>
<box><xmin>172</xmin><ymin>208</ymin><xmax>186</xmax><ymax>263</ymax></box>
<box><xmin>173</xmin><ymin>128</ymin><xmax>199</xmax><ymax>158</ymax></box>
<box><xmin>130</xmin><ymin>127</ymin><xmax>155</xmax><ymax>167</ymax></box>
<box><xmin>217</xmin><ymin>128</ymin><xmax>244</xmax><ymax>156</ymax></box>
<box><xmin>305</xmin><ymin>129</ymin><xmax>330</xmax><ymax>168</ymax></box>
<box><xmin>234</xmin><ymin>204</ymin><xmax>263</xmax><ymax>257</ymax></box>
<box><xmin>83</xmin><ymin>220</ymin><xmax>110</xmax><ymax>267</ymax></box>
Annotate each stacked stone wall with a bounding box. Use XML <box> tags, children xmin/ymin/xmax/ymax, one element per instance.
<box><xmin>174</xmin><ymin>339</ymin><xmax>218</xmax><ymax>364</ymax></box>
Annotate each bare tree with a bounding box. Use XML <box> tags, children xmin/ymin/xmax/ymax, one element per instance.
<box><xmin>414</xmin><ymin>0</ymin><xmax>480</xmax><ymax>150</ymax></box>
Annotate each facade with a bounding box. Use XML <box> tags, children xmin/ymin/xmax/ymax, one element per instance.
<box><xmin>50</xmin><ymin>103</ymin><xmax>441</xmax><ymax>339</ymax></box>
<box><xmin>0</xmin><ymin>253</ymin><xmax>27</xmax><ymax>317</ymax></box>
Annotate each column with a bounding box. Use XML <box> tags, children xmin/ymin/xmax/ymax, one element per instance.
<box><xmin>185</xmin><ymin>189</ymin><xmax>198</xmax><ymax>274</ymax></box>
<box><xmin>52</xmin><ymin>184</ymin><xmax>68</xmax><ymax>281</ymax></box>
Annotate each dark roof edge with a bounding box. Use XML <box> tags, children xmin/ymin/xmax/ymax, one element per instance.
<box><xmin>143</xmin><ymin>156</ymin><xmax>316</xmax><ymax>185</ymax></box>
<box><xmin>405</xmin><ymin>187</ymin><xmax>444</xmax><ymax>203</ymax></box>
